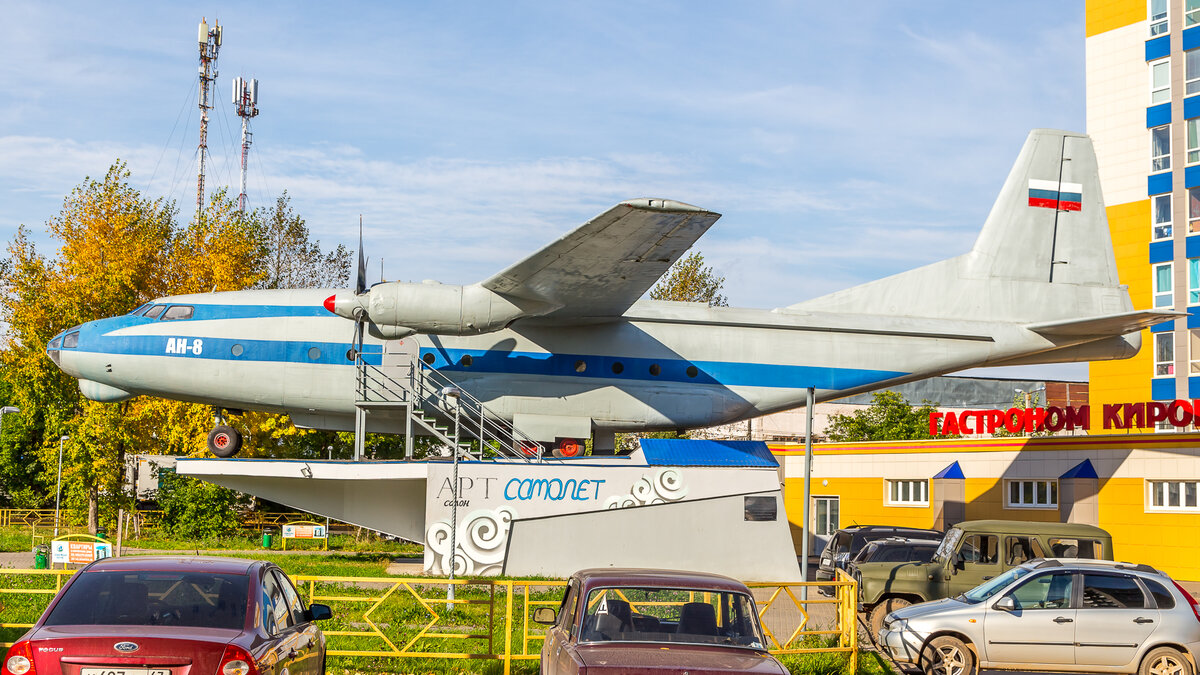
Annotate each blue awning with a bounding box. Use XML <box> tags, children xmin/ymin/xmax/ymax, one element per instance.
<box><xmin>638</xmin><ymin>439</ymin><xmax>778</xmax><ymax>467</ymax></box>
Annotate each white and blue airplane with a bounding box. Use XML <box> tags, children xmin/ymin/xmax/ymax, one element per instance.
<box><xmin>47</xmin><ymin>129</ymin><xmax>1178</xmax><ymax>456</ymax></box>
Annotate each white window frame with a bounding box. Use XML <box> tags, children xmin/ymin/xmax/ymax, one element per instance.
<box><xmin>1189</xmin><ymin>49</ymin><xmax>1200</xmax><ymax>95</ymax></box>
<box><xmin>1154</xmin><ymin>262</ymin><xmax>1174</xmax><ymax>308</ymax></box>
<box><xmin>1189</xmin><ymin>0</ymin><xmax>1200</xmax><ymax>28</ymax></box>
<box><xmin>1190</xmin><ymin>119</ymin><xmax>1200</xmax><ymax>165</ymax></box>
<box><xmin>1152</xmin><ymin>58</ymin><xmax>1172</xmax><ymax>105</ymax></box>
<box><xmin>1152</xmin><ymin>125</ymin><xmax>1172</xmax><ymax>173</ymax></box>
<box><xmin>1151</xmin><ymin>0</ymin><xmax>1170</xmax><ymax>36</ymax></box>
<box><xmin>1156</xmin><ymin>331</ymin><xmax>1176</xmax><ymax>377</ymax></box>
<box><xmin>1147</xmin><ymin>480</ymin><xmax>1200</xmax><ymax>511</ymax></box>
<box><xmin>1006</xmin><ymin>479</ymin><xmax>1058</xmax><ymax>509</ymax></box>
<box><xmin>1191</xmin><ymin>329</ymin><xmax>1200</xmax><ymax>375</ymax></box>
<box><xmin>1191</xmin><ymin>188</ymin><xmax>1200</xmax><ymax>234</ymax></box>
<box><xmin>812</xmin><ymin>496</ymin><xmax>839</xmax><ymax>536</ymax></box>
<box><xmin>1154</xmin><ymin>193</ymin><xmax>1173</xmax><ymax>240</ymax></box>
<box><xmin>886</xmin><ymin>479</ymin><xmax>929</xmax><ymax>507</ymax></box>
<box><xmin>1191</xmin><ymin>258</ymin><xmax>1200</xmax><ymax>305</ymax></box>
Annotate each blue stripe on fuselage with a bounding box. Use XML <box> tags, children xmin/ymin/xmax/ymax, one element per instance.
<box><xmin>76</xmin><ymin>306</ymin><xmax>911</xmax><ymax>390</ymax></box>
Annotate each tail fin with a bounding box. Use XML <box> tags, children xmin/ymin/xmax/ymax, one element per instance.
<box><xmin>789</xmin><ymin>129</ymin><xmax>1131</xmax><ymax>324</ymax></box>
<box><xmin>965</xmin><ymin>128</ymin><xmax>1118</xmax><ymax>287</ymax></box>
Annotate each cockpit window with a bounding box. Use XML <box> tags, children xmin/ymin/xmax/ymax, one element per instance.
<box><xmin>161</xmin><ymin>305</ymin><xmax>194</xmax><ymax>321</ymax></box>
<box><xmin>129</xmin><ymin>303</ymin><xmax>151</xmax><ymax>316</ymax></box>
<box><xmin>48</xmin><ymin>336</ymin><xmax>61</xmax><ymax>350</ymax></box>
<box><xmin>144</xmin><ymin>305</ymin><xmax>167</xmax><ymax>320</ymax></box>
<box><xmin>62</xmin><ymin>332</ymin><xmax>79</xmax><ymax>349</ymax></box>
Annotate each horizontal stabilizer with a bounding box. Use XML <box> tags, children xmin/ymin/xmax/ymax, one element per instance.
<box><xmin>1025</xmin><ymin>309</ymin><xmax>1185</xmax><ymax>337</ymax></box>
<box><xmin>482</xmin><ymin>199</ymin><xmax>720</xmax><ymax>318</ymax></box>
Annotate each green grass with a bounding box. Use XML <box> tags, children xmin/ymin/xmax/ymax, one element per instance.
<box><xmin>0</xmin><ymin>524</ymin><xmax>423</xmax><ymax>556</ymax></box>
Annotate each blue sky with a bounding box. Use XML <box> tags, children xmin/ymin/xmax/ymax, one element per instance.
<box><xmin>1</xmin><ymin>1</ymin><xmax>1088</xmax><ymax>379</ymax></box>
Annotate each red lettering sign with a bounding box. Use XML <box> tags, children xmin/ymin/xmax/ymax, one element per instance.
<box><xmin>927</xmin><ymin>400</ymin><xmax>1192</xmax><ymax>435</ymax></box>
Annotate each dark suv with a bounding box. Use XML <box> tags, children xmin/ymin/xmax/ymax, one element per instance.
<box><xmin>816</xmin><ymin>525</ymin><xmax>942</xmax><ymax>590</ymax></box>
<box><xmin>849</xmin><ymin>537</ymin><xmax>941</xmax><ymax>567</ymax></box>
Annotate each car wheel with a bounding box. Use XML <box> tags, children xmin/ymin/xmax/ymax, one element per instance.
<box><xmin>919</xmin><ymin>635</ymin><xmax>975</xmax><ymax>675</ymax></box>
<box><xmin>869</xmin><ymin>597</ymin><xmax>911</xmax><ymax>640</ymax></box>
<box><xmin>1140</xmin><ymin>647</ymin><xmax>1193</xmax><ymax>675</ymax></box>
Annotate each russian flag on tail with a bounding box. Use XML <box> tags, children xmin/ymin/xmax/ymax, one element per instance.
<box><xmin>1028</xmin><ymin>179</ymin><xmax>1082</xmax><ymax>211</ymax></box>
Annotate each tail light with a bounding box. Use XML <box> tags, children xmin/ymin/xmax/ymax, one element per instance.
<box><xmin>217</xmin><ymin>645</ymin><xmax>258</xmax><ymax>675</ymax></box>
<box><xmin>2</xmin><ymin>641</ymin><xmax>35</xmax><ymax>675</ymax></box>
<box><xmin>1171</xmin><ymin>579</ymin><xmax>1200</xmax><ymax>623</ymax></box>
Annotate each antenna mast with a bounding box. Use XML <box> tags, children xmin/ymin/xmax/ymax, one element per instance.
<box><xmin>197</xmin><ymin>18</ymin><xmax>222</xmax><ymax>220</ymax></box>
<box><xmin>233</xmin><ymin>77</ymin><xmax>260</xmax><ymax>212</ymax></box>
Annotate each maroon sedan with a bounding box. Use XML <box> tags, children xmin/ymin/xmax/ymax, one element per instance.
<box><xmin>2</xmin><ymin>556</ymin><xmax>331</xmax><ymax>675</ymax></box>
<box><xmin>535</xmin><ymin>568</ymin><xmax>787</xmax><ymax>675</ymax></box>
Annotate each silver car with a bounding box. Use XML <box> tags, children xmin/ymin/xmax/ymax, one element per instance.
<box><xmin>879</xmin><ymin>559</ymin><xmax>1200</xmax><ymax>675</ymax></box>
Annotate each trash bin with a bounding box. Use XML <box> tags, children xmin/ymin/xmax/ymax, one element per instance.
<box><xmin>33</xmin><ymin>544</ymin><xmax>48</xmax><ymax>569</ymax></box>
<box><xmin>262</xmin><ymin>530</ymin><xmax>273</xmax><ymax>548</ymax></box>
<box><xmin>96</xmin><ymin>527</ymin><xmax>107</xmax><ymax>540</ymax></box>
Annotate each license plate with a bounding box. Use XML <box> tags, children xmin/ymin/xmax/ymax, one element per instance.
<box><xmin>79</xmin><ymin>662</ymin><xmax>169</xmax><ymax>667</ymax></box>
<box><xmin>80</xmin><ymin>669</ymin><xmax>170</xmax><ymax>675</ymax></box>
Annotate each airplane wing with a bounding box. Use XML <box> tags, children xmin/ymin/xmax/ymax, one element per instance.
<box><xmin>481</xmin><ymin>199</ymin><xmax>721</xmax><ymax>318</ymax></box>
<box><xmin>1025</xmin><ymin>309</ymin><xmax>1185</xmax><ymax>337</ymax></box>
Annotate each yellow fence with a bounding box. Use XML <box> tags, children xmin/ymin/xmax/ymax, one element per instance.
<box><xmin>0</xmin><ymin>509</ymin><xmax>353</xmax><ymax>532</ymax></box>
<box><xmin>0</xmin><ymin>568</ymin><xmax>857</xmax><ymax>674</ymax></box>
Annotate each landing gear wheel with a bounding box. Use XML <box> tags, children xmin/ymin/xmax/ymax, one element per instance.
<box><xmin>869</xmin><ymin>597</ymin><xmax>910</xmax><ymax>641</ymax></box>
<box><xmin>1140</xmin><ymin>647</ymin><xmax>1193</xmax><ymax>675</ymax></box>
<box><xmin>208</xmin><ymin>425</ymin><xmax>242</xmax><ymax>458</ymax></box>
<box><xmin>919</xmin><ymin>635</ymin><xmax>975</xmax><ymax>675</ymax></box>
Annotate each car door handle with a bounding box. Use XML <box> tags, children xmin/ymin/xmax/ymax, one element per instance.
<box><xmin>1053</xmin><ymin>616</ymin><xmax>1073</xmax><ymax>623</ymax></box>
<box><xmin>1134</xmin><ymin>617</ymin><xmax>1155</xmax><ymax>624</ymax></box>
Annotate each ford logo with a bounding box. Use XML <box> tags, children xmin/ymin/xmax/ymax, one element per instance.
<box><xmin>114</xmin><ymin>642</ymin><xmax>139</xmax><ymax>653</ymax></box>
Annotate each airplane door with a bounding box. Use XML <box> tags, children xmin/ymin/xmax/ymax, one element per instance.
<box><xmin>381</xmin><ymin>338</ymin><xmax>419</xmax><ymax>388</ymax></box>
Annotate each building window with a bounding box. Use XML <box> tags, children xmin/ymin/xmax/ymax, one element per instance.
<box><xmin>1156</xmin><ymin>331</ymin><xmax>1176</xmax><ymax>376</ymax></box>
<box><xmin>1154</xmin><ymin>262</ymin><xmax>1174</xmax><ymax>307</ymax></box>
<box><xmin>1006</xmin><ymin>479</ymin><xmax>1058</xmax><ymax>508</ymax></box>
<box><xmin>1190</xmin><ymin>120</ymin><xmax>1200</xmax><ymax>165</ymax></box>
<box><xmin>1152</xmin><ymin>58</ymin><xmax>1171</xmax><ymax>105</ymax></box>
<box><xmin>1152</xmin><ymin>125</ymin><xmax>1171</xmax><ymax>173</ymax></box>
<box><xmin>1148</xmin><ymin>480</ymin><xmax>1200</xmax><ymax>510</ymax></box>
<box><xmin>887</xmin><ymin>479</ymin><xmax>929</xmax><ymax>506</ymax></box>
<box><xmin>1151</xmin><ymin>0</ymin><xmax>1170</xmax><ymax>36</ymax></box>
<box><xmin>1189</xmin><ymin>50</ymin><xmax>1200</xmax><ymax>95</ymax></box>
<box><xmin>813</xmin><ymin>496</ymin><xmax>839</xmax><ymax>536</ymax></box>
<box><xmin>1154</xmin><ymin>193</ymin><xmax>1173</xmax><ymax>240</ymax></box>
<box><xmin>1190</xmin><ymin>0</ymin><xmax>1200</xmax><ymax>27</ymax></box>
<box><xmin>1191</xmin><ymin>188</ymin><xmax>1200</xmax><ymax>234</ymax></box>
<box><xmin>1191</xmin><ymin>259</ymin><xmax>1200</xmax><ymax>305</ymax></box>
<box><xmin>1192</xmin><ymin>330</ymin><xmax>1200</xmax><ymax>375</ymax></box>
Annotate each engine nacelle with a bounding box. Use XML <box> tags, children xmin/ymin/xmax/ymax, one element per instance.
<box><xmin>364</xmin><ymin>281</ymin><xmax>554</xmax><ymax>335</ymax></box>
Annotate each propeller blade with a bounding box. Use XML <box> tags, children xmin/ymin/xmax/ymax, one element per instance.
<box><xmin>355</xmin><ymin>215</ymin><xmax>367</xmax><ymax>295</ymax></box>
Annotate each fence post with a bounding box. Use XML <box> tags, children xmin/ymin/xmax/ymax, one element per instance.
<box><xmin>504</xmin><ymin>581</ymin><xmax>514</xmax><ymax>675</ymax></box>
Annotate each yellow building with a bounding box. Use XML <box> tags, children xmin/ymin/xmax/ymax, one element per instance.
<box><xmin>772</xmin><ymin>433</ymin><xmax>1200</xmax><ymax>581</ymax></box>
<box><xmin>1086</xmin><ymin>0</ymin><xmax>1193</xmax><ymax>418</ymax></box>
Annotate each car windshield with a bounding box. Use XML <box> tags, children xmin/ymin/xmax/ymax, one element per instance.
<box><xmin>961</xmin><ymin>566</ymin><xmax>1033</xmax><ymax>604</ymax></box>
<box><xmin>580</xmin><ymin>587</ymin><xmax>766</xmax><ymax>649</ymax></box>
<box><xmin>932</xmin><ymin>527</ymin><xmax>962</xmax><ymax>564</ymax></box>
<box><xmin>43</xmin><ymin>570</ymin><xmax>249</xmax><ymax>629</ymax></box>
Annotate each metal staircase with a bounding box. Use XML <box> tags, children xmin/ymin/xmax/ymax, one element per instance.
<box><xmin>354</xmin><ymin>353</ymin><xmax>544</xmax><ymax>462</ymax></box>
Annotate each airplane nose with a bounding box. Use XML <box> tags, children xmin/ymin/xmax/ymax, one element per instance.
<box><xmin>324</xmin><ymin>292</ymin><xmax>366</xmax><ymax>320</ymax></box>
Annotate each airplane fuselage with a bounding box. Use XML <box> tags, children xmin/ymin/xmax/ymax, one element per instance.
<box><xmin>50</xmin><ymin>284</ymin><xmax>1122</xmax><ymax>439</ymax></box>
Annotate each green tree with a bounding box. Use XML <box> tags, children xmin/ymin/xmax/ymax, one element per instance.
<box><xmin>258</xmin><ymin>192</ymin><xmax>350</xmax><ymax>290</ymax></box>
<box><xmin>153</xmin><ymin>468</ymin><xmax>244</xmax><ymax>539</ymax></box>
<box><xmin>824</xmin><ymin>391</ymin><xmax>950</xmax><ymax>442</ymax></box>
<box><xmin>649</xmin><ymin>251</ymin><xmax>728</xmax><ymax>306</ymax></box>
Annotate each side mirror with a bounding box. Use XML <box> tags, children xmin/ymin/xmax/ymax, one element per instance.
<box><xmin>533</xmin><ymin>607</ymin><xmax>557</xmax><ymax>626</ymax></box>
<box><xmin>993</xmin><ymin>596</ymin><xmax>1016</xmax><ymax>612</ymax></box>
<box><xmin>308</xmin><ymin>603</ymin><xmax>333</xmax><ymax>621</ymax></box>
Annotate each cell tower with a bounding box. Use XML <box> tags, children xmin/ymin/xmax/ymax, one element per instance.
<box><xmin>233</xmin><ymin>77</ymin><xmax>260</xmax><ymax>212</ymax></box>
<box><xmin>197</xmin><ymin>18</ymin><xmax>222</xmax><ymax>219</ymax></box>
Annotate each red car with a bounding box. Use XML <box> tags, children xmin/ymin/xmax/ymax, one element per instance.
<box><xmin>2</xmin><ymin>555</ymin><xmax>332</xmax><ymax>675</ymax></box>
<box><xmin>535</xmin><ymin>568</ymin><xmax>787</xmax><ymax>675</ymax></box>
